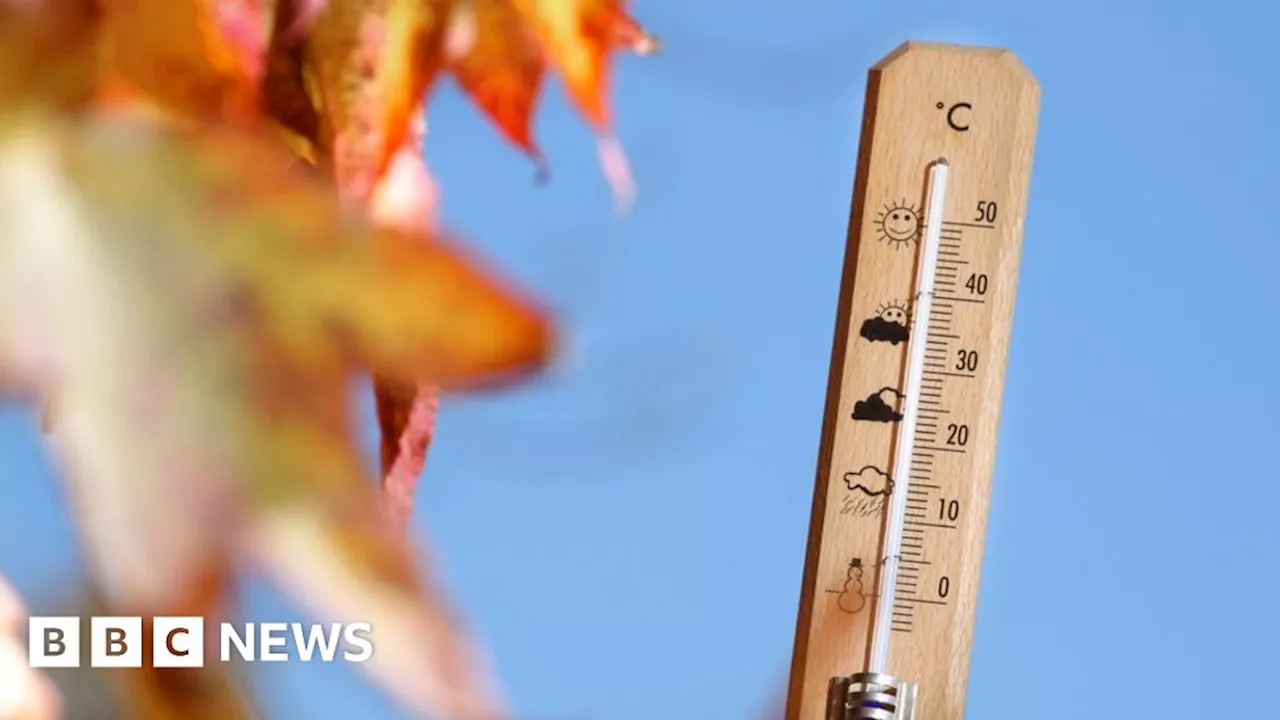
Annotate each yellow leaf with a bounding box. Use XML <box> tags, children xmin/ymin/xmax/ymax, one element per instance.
<box><xmin>305</xmin><ymin>0</ymin><xmax>455</xmax><ymax>201</ymax></box>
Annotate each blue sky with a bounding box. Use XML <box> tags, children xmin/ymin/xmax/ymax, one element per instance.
<box><xmin>3</xmin><ymin>0</ymin><xmax>1278</xmax><ymax>717</ymax></box>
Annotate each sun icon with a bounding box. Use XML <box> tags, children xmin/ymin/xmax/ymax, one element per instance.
<box><xmin>875</xmin><ymin>199</ymin><xmax>921</xmax><ymax>248</ymax></box>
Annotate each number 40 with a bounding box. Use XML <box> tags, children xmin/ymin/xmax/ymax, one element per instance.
<box><xmin>964</xmin><ymin>273</ymin><xmax>988</xmax><ymax>296</ymax></box>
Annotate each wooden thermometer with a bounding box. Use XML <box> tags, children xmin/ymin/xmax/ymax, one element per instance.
<box><xmin>785</xmin><ymin>42</ymin><xmax>1040</xmax><ymax>720</ymax></box>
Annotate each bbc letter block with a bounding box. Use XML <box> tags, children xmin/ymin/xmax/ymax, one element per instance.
<box><xmin>153</xmin><ymin>617</ymin><xmax>205</xmax><ymax>668</ymax></box>
<box><xmin>90</xmin><ymin>616</ymin><xmax>142</xmax><ymax>668</ymax></box>
<box><xmin>27</xmin><ymin>616</ymin><xmax>79</xmax><ymax>668</ymax></box>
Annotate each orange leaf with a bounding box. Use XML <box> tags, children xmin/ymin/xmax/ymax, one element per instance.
<box><xmin>612</xmin><ymin>8</ymin><xmax>660</xmax><ymax>55</ymax></box>
<box><xmin>274</xmin><ymin>0</ymin><xmax>329</xmax><ymax>42</ymax></box>
<box><xmin>305</xmin><ymin>0</ymin><xmax>455</xmax><ymax>201</ymax></box>
<box><xmin>379</xmin><ymin>0</ymin><xmax>456</xmax><ymax>167</ymax></box>
<box><xmin>512</xmin><ymin>0</ymin><xmax>655</xmax><ymax>130</ymax></box>
<box><xmin>93</xmin><ymin>0</ymin><xmax>280</xmax><ymax>123</ymax></box>
<box><xmin>0</xmin><ymin>0</ymin><xmax>99</xmax><ymax>112</ymax></box>
<box><xmin>510</xmin><ymin>0</ymin><xmax>656</xmax><ymax>205</ymax></box>
<box><xmin>447</xmin><ymin>0</ymin><xmax>545</xmax><ymax>159</ymax></box>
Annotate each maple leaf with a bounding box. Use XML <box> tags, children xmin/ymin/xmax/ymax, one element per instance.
<box><xmin>284</xmin><ymin>0</ymin><xmax>458</xmax><ymax>524</ymax></box>
<box><xmin>0</xmin><ymin>104</ymin><xmax>549</xmax><ymax>716</ymax></box>
<box><xmin>290</xmin><ymin>0</ymin><xmax>659</xmax><ymax>534</ymax></box>
<box><xmin>510</xmin><ymin>0</ymin><xmax>658</xmax><ymax>205</ymax></box>
<box><xmin>91</xmin><ymin>0</ymin><xmax>278</xmax><ymax>122</ymax></box>
<box><xmin>304</xmin><ymin>0</ymin><xmax>456</xmax><ymax>202</ymax></box>
<box><xmin>447</xmin><ymin>0</ymin><xmax>546</xmax><ymax>162</ymax></box>
<box><xmin>298</xmin><ymin>0</ymin><xmax>467</xmax><ymax>535</ymax></box>
<box><xmin>0</xmin><ymin>1</ymin><xmax>676</xmax><ymax>714</ymax></box>
<box><xmin>512</xmin><ymin>0</ymin><xmax>653</xmax><ymax>128</ymax></box>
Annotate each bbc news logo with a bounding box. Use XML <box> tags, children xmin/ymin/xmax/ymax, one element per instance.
<box><xmin>27</xmin><ymin>617</ymin><xmax>373</xmax><ymax>668</ymax></box>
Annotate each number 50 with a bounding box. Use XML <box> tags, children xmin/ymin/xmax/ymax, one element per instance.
<box><xmin>974</xmin><ymin>201</ymin><xmax>997</xmax><ymax>223</ymax></box>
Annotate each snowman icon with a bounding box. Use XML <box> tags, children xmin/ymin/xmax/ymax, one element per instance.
<box><xmin>837</xmin><ymin>558</ymin><xmax>868</xmax><ymax>614</ymax></box>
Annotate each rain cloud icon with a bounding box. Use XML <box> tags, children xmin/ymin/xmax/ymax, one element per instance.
<box><xmin>843</xmin><ymin>466</ymin><xmax>893</xmax><ymax>497</ymax></box>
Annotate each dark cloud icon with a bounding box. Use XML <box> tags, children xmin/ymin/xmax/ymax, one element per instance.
<box><xmin>852</xmin><ymin>387</ymin><xmax>903</xmax><ymax>422</ymax></box>
<box><xmin>859</xmin><ymin>301</ymin><xmax>910</xmax><ymax>345</ymax></box>
<box><xmin>843</xmin><ymin>465</ymin><xmax>893</xmax><ymax>497</ymax></box>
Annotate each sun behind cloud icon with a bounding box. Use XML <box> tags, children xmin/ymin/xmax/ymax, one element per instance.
<box><xmin>876</xmin><ymin>302</ymin><xmax>908</xmax><ymax>326</ymax></box>
<box><xmin>859</xmin><ymin>301</ymin><xmax>910</xmax><ymax>345</ymax></box>
<box><xmin>875</xmin><ymin>199</ymin><xmax>920</xmax><ymax>248</ymax></box>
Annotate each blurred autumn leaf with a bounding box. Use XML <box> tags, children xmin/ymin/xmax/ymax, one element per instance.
<box><xmin>0</xmin><ymin>0</ymin><xmax>657</xmax><ymax>717</ymax></box>
<box><xmin>2</xmin><ymin>103</ymin><xmax>552</xmax><ymax>720</ymax></box>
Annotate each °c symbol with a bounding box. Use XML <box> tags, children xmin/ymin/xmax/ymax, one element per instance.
<box><xmin>936</xmin><ymin>101</ymin><xmax>971</xmax><ymax>132</ymax></box>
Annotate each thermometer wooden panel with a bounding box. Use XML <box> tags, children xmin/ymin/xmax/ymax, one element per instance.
<box><xmin>786</xmin><ymin>43</ymin><xmax>1040</xmax><ymax>720</ymax></box>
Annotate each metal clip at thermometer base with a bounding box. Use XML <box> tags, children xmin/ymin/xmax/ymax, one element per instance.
<box><xmin>826</xmin><ymin>673</ymin><xmax>917</xmax><ymax>720</ymax></box>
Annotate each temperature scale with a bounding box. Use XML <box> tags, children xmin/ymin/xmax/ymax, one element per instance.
<box><xmin>785</xmin><ymin>43</ymin><xmax>1040</xmax><ymax>719</ymax></box>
